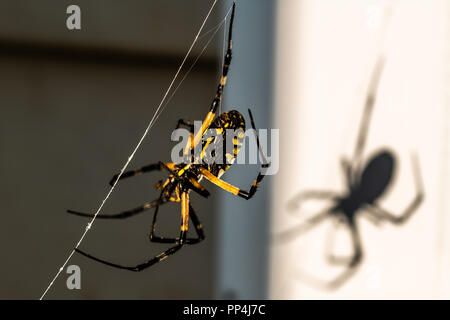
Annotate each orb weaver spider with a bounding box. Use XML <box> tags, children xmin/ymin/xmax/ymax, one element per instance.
<box><xmin>68</xmin><ymin>3</ymin><xmax>270</xmax><ymax>272</ymax></box>
<box><xmin>276</xmin><ymin>57</ymin><xmax>424</xmax><ymax>289</ymax></box>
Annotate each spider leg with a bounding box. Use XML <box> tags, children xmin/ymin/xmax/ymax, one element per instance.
<box><xmin>295</xmin><ymin>224</ymin><xmax>362</xmax><ymax>290</ymax></box>
<box><xmin>186</xmin><ymin>177</ymin><xmax>210</xmax><ymax>198</ymax></box>
<box><xmin>287</xmin><ymin>190</ymin><xmax>338</xmax><ymax>212</ymax></box>
<box><xmin>108</xmin><ymin>161</ymin><xmax>175</xmax><ymax>186</ymax></box>
<box><xmin>160</xmin><ymin>162</ymin><xmax>211</xmax><ymax>198</ymax></box>
<box><xmin>75</xmin><ymin>244</ymin><xmax>183</xmax><ymax>272</ymax></box>
<box><xmin>198</xmin><ymin>109</ymin><xmax>270</xmax><ymax>200</ymax></box>
<box><xmin>361</xmin><ymin>209</ymin><xmax>384</xmax><ymax>226</ymax></box>
<box><xmin>75</xmin><ymin>192</ymin><xmax>191</xmax><ymax>272</ymax></box>
<box><xmin>184</xmin><ymin>205</ymin><xmax>205</xmax><ymax>244</ymax></box>
<box><xmin>157</xmin><ymin>163</ymin><xmax>210</xmax><ymax>198</ymax></box>
<box><xmin>365</xmin><ymin>153</ymin><xmax>424</xmax><ymax>224</ymax></box>
<box><xmin>186</xmin><ymin>3</ymin><xmax>235</xmax><ymax>155</ymax></box>
<box><xmin>325</xmin><ymin>218</ymin><xmax>346</xmax><ymax>265</ymax></box>
<box><xmin>272</xmin><ymin>209</ymin><xmax>331</xmax><ymax>245</ymax></box>
<box><xmin>200</xmin><ymin>167</ymin><xmax>266</xmax><ymax>200</ymax></box>
<box><xmin>176</xmin><ymin>119</ymin><xmax>194</xmax><ymax>132</ymax></box>
<box><xmin>340</xmin><ymin>157</ymin><xmax>356</xmax><ymax>187</ymax></box>
<box><xmin>326</xmin><ymin>220</ymin><xmax>362</xmax><ymax>266</ymax></box>
<box><xmin>67</xmin><ymin>198</ymin><xmax>167</xmax><ymax>219</ymax></box>
<box><xmin>352</xmin><ymin>58</ymin><xmax>385</xmax><ymax>165</ymax></box>
<box><xmin>150</xmin><ymin>204</ymin><xmax>205</xmax><ymax>245</ymax></box>
<box><xmin>176</xmin><ymin>119</ymin><xmax>195</xmax><ymax>159</ymax></box>
<box><xmin>325</xmin><ymin>225</ymin><xmax>362</xmax><ymax>289</ymax></box>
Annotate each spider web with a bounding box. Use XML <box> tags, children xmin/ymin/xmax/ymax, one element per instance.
<box><xmin>39</xmin><ymin>0</ymin><xmax>232</xmax><ymax>300</ymax></box>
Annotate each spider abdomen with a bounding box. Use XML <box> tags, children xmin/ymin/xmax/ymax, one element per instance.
<box><xmin>203</xmin><ymin>110</ymin><xmax>246</xmax><ymax>177</ymax></box>
<box><xmin>358</xmin><ymin>150</ymin><xmax>395</xmax><ymax>204</ymax></box>
<box><xmin>335</xmin><ymin>150</ymin><xmax>396</xmax><ymax>220</ymax></box>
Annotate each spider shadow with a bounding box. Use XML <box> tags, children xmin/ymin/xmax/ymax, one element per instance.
<box><xmin>272</xmin><ymin>58</ymin><xmax>424</xmax><ymax>291</ymax></box>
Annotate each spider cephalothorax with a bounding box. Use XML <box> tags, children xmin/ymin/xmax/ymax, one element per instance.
<box><xmin>68</xmin><ymin>3</ymin><xmax>270</xmax><ymax>272</ymax></box>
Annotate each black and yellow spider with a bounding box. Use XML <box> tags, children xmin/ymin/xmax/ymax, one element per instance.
<box><xmin>68</xmin><ymin>4</ymin><xmax>270</xmax><ymax>272</ymax></box>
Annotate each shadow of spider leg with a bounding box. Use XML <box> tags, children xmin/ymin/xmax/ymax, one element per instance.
<box><xmin>272</xmin><ymin>207</ymin><xmax>332</xmax><ymax>246</ymax></box>
<box><xmin>325</xmin><ymin>218</ymin><xmax>360</xmax><ymax>266</ymax></box>
<box><xmin>290</xmin><ymin>222</ymin><xmax>363</xmax><ymax>291</ymax></box>
<box><xmin>271</xmin><ymin>189</ymin><xmax>340</xmax><ymax>244</ymax></box>
<box><xmin>323</xmin><ymin>226</ymin><xmax>362</xmax><ymax>290</ymax></box>
<box><xmin>275</xmin><ymin>190</ymin><xmax>375</xmax><ymax>290</ymax></box>
<box><xmin>364</xmin><ymin>153</ymin><xmax>424</xmax><ymax>224</ymax></box>
<box><xmin>287</xmin><ymin>190</ymin><xmax>339</xmax><ymax>212</ymax></box>
<box><xmin>67</xmin><ymin>161</ymin><xmax>185</xmax><ymax>220</ymax></box>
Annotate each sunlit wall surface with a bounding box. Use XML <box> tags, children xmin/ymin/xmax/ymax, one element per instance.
<box><xmin>271</xmin><ymin>0</ymin><xmax>450</xmax><ymax>299</ymax></box>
